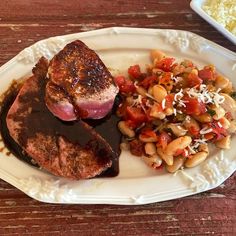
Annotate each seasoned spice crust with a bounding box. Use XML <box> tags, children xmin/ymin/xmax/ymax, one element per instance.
<box><xmin>48</xmin><ymin>40</ymin><xmax>114</xmax><ymax>96</ymax></box>
<box><xmin>45</xmin><ymin>40</ymin><xmax>119</xmax><ymax>120</ymax></box>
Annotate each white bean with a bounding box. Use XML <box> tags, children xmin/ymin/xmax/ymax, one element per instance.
<box><xmin>212</xmin><ymin>106</ymin><xmax>225</xmax><ymax>120</ymax></box>
<box><xmin>221</xmin><ymin>93</ymin><xmax>236</xmax><ymax>119</ymax></box>
<box><xmin>150</xmin><ymin>103</ymin><xmax>166</xmax><ymax>120</ymax></box>
<box><xmin>191</xmin><ymin>69</ymin><xmax>198</xmax><ymax>75</ymax></box>
<box><xmin>152</xmin><ymin>85</ymin><xmax>167</xmax><ymax>103</ymax></box>
<box><xmin>166</xmin><ymin>156</ymin><xmax>185</xmax><ymax>173</ymax></box>
<box><xmin>157</xmin><ymin>147</ymin><xmax>173</xmax><ymax>166</ymax></box>
<box><xmin>185</xmin><ymin>151</ymin><xmax>208</xmax><ymax>168</ymax></box>
<box><xmin>183</xmin><ymin>116</ymin><xmax>200</xmax><ymax>132</ymax></box>
<box><xmin>148</xmin><ymin>86</ymin><xmax>153</xmax><ymax>96</ymax></box>
<box><xmin>198</xmin><ymin>143</ymin><xmax>209</xmax><ymax>154</ymax></box>
<box><xmin>118</xmin><ymin>121</ymin><xmax>135</xmax><ymax>138</ymax></box>
<box><xmin>142</xmin><ymin>154</ymin><xmax>162</xmax><ymax>168</ymax></box>
<box><xmin>215</xmin><ymin>135</ymin><xmax>231</xmax><ymax>149</ymax></box>
<box><xmin>165</xmin><ymin>136</ymin><xmax>192</xmax><ymax>156</ymax></box>
<box><xmin>222</xmin><ymin>81</ymin><xmax>233</xmax><ymax>93</ymax></box>
<box><xmin>215</xmin><ymin>75</ymin><xmax>230</xmax><ymax>90</ymax></box>
<box><xmin>145</xmin><ymin>142</ymin><xmax>157</xmax><ymax>155</ymax></box>
<box><xmin>165</xmin><ymin>107</ymin><xmax>174</xmax><ymax>116</ymax></box>
<box><xmin>193</xmin><ymin>113</ymin><xmax>212</xmax><ymax>123</ymax></box>
<box><xmin>167</xmin><ymin>123</ymin><xmax>187</xmax><ymax>137</ymax></box>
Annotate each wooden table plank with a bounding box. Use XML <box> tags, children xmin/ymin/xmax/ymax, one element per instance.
<box><xmin>0</xmin><ymin>0</ymin><xmax>235</xmax><ymax>235</ymax></box>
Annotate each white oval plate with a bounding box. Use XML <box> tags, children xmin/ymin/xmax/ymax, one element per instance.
<box><xmin>0</xmin><ymin>27</ymin><xmax>236</xmax><ymax>205</ymax></box>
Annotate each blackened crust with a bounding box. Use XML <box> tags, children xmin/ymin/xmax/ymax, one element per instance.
<box><xmin>48</xmin><ymin>40</ymin><xmax>114</xmax><ymax>97</ymax></box>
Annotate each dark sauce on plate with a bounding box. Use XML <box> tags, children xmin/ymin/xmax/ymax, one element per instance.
<box><xmin>0</xmin><ymin>80</ymin><xmax>122</xmax><ymax>177</ymax></box>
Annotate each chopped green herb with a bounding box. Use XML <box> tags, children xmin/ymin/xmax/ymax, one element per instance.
<box><xmin>207</xmin><ymin>109</ymin><xmax>216</xmax><ymax>116</ymax></box>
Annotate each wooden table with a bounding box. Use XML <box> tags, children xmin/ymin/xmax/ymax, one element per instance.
<box><xmin>0</xmin><ymin>0</ymin><xmax>235</xmax><ymax>235</ymax></box>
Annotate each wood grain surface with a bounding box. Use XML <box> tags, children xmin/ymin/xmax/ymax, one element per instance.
<box><xmin>0</xmin><ymin>0</ymin><xmax>235</xmax><ymax>235</ymax></box>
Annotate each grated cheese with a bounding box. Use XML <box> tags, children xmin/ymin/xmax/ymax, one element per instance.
<box><xmin>188</xmin><ymin>145</ymin><xmax>197</xmax><ymax>154</ymax></box>
<box><xmin>193</xmin><ymin>138</ymin><xmax>208</xmax><ymax>144</ymax></box>
<box><xmin>200</xmin><ymin>127</ymin><xmax>213</xmax><ymax>135</ymax></box>
<box><xmin>131</xmin><ymin>95</ymin><xmax>142</xmax><ymax>107</ymax></box>
<box><xmin>173</xmin><ymin>88</ymin><xmax>186</xmax><ymax>110</ymax></box>
<box><xmin>131</xmin><ymin>95</ymin><xmax>147</xmax><ymax>113</ymax></box>
<box><xmin>202</xmin><ymin>0</ymin><xmax>236</xmax><ymax>36</ymax></box>
<box><xmin>172</xmin><ymin>76</ymin><xmax>183</xmax><ymax>83</ymax></box>
<box><xmin>186</xmin><ymin>84</ymin><xmax>225</xmax><ymax>107</ymax></box>
<box><xmin>174</xmin><ymin>88</ymin><xmax>184</xmax><ymax>101</ymax></box>
<box><xmin>161</xmin><ymin>98</ymin><xmax>166</xmax><ymax>110</ymax></box>
<box><xmin>134</xmin><ymin>81</ymin><xmax>139</xmax><ymax>88</ymax></box>
<box><xmin>190</xmin><ymin>137</ymin><xmax>208</xmax><ymax>150</ymax></box>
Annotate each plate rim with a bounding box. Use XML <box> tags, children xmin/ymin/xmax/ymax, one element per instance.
<box><xmin>0</xmin><ymin>27</ymin><xmax>236</xmax><ymax>205</ymax></box>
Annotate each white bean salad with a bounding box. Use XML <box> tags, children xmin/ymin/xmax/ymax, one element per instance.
<box><xmin>115</xmin><ymin>50</ymin><xmax>236</xmax><ymax>173</ymax></box>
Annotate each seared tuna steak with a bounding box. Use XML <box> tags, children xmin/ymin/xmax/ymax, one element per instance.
<box><xmin>45</xmin><ymin>40</ymin><xmax>118</xmax><ymax>121</ymax></box>
<box><xmin>6</xmin><ymin>57</ymin><xmax>115</xmax><ymax>179</ymax></box>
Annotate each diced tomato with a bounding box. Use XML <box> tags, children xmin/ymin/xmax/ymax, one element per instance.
<box><xmin>126</xmin><ymin>106</ymin><xmax>147</xmax><ymax>125</ymax></box>
<box><xmin>128</xmin><ymin>65</ymin><xmax>142</xmax><ymax>79</ymax></box>
<box><xmin>182</xmin><ymin>149</ymin><xmax>189</xmax><ymax>158</ymax></box>
<box><xmin>198</xmin><ymin>66</ymin><xmax>216</xmax><ymax>81</ymax></box>
<box><xmin>155</xmin><ymin>58</ymin><xmax>175</xmax><ymax>72</ymax></box>
<box><xmin>140</xmin><ymin>129</ymin><xmax>157</xmax><ymax>139</ymax></box>
<box><xmin>174</xmin><ymin>148</ymin><xmax>189</xmax><ymax>157</ymax></box>
<box><xmin>204</xmin><ymin>133</ymin><xmax>215</xmax><ymax>141</ymax></box>
<box><xmin>159</xmin><ymin>72</ymin><xmax>172</xmax><ymax>85</ymax></box>
<box><xmin>164</xmin><ymin>94</ymin><xmax>174</xmax><ymax>109</ymax></box>
<box><xmin>183</xmin><ymin>96</ymin><xmax>206</xmax><ymax>115</ymax></box>
<box><xmin>116</xmin><ymin>101</ymin><xmax>129</xmax><ymax>117</ymax></box>
<box><xmin>186</xmin><ymin>73</ymin><xmax>203</xmax><ymax>88</ymax></box>
<box><xmin>114</xmin><ymin>76</ymin><xmax>136</xmax><ymax>93</ymax></box>
<box><xmin>157</xmin><ymin>131</ymin><xmax>172</xmax><ymax>149</ymax></box>
<box><xmin>139</xmin><ymin>75</ymin><xmax>157</xmax><ymax>89</ymax></box>
<box><xmin>174</xmin><ymin>148</ymin><xmax>184</xmax><ymax>157</ymax></box>
<box><xmin>188</xmin><ymin>126</ymin><xmax>200</xmax><ymax>137</ymax></box>
<box><xmin>125</xmin><ymin>120</ymin><xmax>138</xmax><ymax>129</ymax></box>
<box><xmin>158</xmin><ymin>72</ymin><xmax>174</xmax><ymax>91</ymax></box>
<box><xmin>210</xmin><ymin>121</ymin><xmax>227</xmax><ymax>140</ymax></box>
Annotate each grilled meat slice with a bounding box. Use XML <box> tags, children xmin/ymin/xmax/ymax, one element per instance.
<box><xmin>45</xmin><ymin>40</ymin><xmax>118</xmax><ymax>121</ymax></box>
<box><xmin>6</xmin><ymin>57</ymin><xmax>114</xmax><ymax>179</ymax></box>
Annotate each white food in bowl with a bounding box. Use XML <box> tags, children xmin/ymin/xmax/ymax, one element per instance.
<box><xmin>202</xmin><ymin>0</ymin><xmax>236</xmax><ymax>36</ymax></box>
